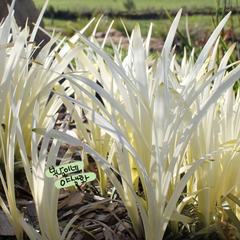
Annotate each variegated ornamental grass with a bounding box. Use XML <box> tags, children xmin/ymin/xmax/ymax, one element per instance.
<box><xmin>0</xmin><ymin>0</ymin><xmax>96</xmax><ymax>239</ymax></box>
<box><xmin>38</xmin><ymin>9</ymin><xmax>240</xmax><ymax>240</ymax></box>
<box><xmin>1</xmin><ymin>0</ymin><xmax>240</xmax><ymax>239</ymax></box>
<box><xmin>185</xmin><ymin>55</ymin><xmax>240</xmax><ymax>227</ymax></box>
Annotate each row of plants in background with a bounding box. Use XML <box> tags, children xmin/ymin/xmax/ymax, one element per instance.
<box><xmin>1</xmin><ymin>0</ymin><xmax>240</xmax><ymax>239</ymax></box>
<box><xmin>43</xmin><ymin>3</ymin><xmax>240</xmax><ymax>21</ymax></box>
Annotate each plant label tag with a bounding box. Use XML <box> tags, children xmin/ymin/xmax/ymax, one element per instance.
<box><xmin>45</xmin><ymin>161</ymin><xmax>96</xmax><ymax>188</ymax></box>
<box><xmin>45</xmin><ymin>162</ymin><xmax>84</xmax><ymax>178</ymax></box>
<box><xmin>54</xmin><ymin>172</ymin><xmax>96</xmax><ymax>188</ymax></box>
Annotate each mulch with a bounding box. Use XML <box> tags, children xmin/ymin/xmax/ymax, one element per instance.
<box><xmin>0</xmin><ymin>189</ymin><xmax>137</xmax><ymax>239</ymax></box>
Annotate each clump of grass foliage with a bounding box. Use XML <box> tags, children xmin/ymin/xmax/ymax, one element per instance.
<box><xmin>1</xmin><ymin>0</ymin><xmax>240</xmax><ymax>239</ymax></box>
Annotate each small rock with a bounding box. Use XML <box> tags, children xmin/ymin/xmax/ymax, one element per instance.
<box><xmin>0</xmin><ymin>211</ymin><xmax>15</xmax><ymax>236</ymax></box>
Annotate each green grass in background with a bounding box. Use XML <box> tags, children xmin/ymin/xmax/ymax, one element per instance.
<box><xmin>34</xmin><ymin>0</ymin><xmax>219</xmax><ymax>11</ymax></box>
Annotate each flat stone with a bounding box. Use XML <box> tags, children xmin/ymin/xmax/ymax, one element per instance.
<box><xmin>0</xmin><ymin>211</ymin><xmax>15</xmax><ymax>236</ymax></box>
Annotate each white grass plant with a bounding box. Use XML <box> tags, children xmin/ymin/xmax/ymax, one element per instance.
<box><xmin>185</xmin><ymin>66</ymin><xmax>240</xmax><ymax>227</ymax></box>
<box><xmin>34</xmin><ymin>10</ymin><xmax>240</xmax><ymax>240</ymax></box>
<box><xmin>0</xmin><ymin>0</ymin><xmax>93</xmax><ymax>162</ymax></box>
<box><xmin>170</xmin><ymin>22</ymin><xmax>240</xmax><ymax>228</ymax></box>
<box><xmin>1</xmin><ymin>1</ymin><xmax>239</xmax><ymax>239</ymax></box>
<box><xmin>0</xmin><ymin>0</ymin><xmax>95</xmax><ymax>238</ymax></box>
